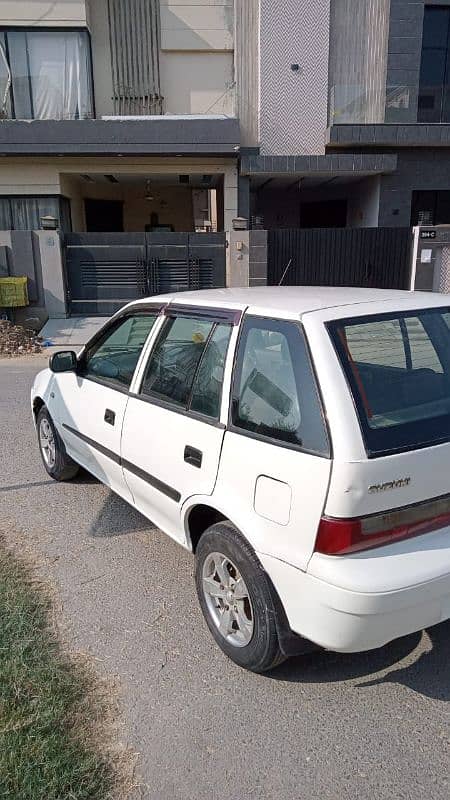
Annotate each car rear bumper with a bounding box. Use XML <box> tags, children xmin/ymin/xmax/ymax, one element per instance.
<box><xmin>259</xmin><ymin>552</ymin><xmax>450</xmax><ymax>653</ymax></box>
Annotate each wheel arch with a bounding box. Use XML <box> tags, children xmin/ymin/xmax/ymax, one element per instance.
<box><xmin>187</xmin><ymin>502</ymin><xmax>312</xmax><ymax>658</ymax></box>
<box><xmin>33</xmin><ymin>396</ymin><xmax>45</xmax><ymax>421</ymax></box>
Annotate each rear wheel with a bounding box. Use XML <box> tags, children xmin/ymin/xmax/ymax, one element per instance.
<box><xmin>195</xmin><ymin>521</ymin><xmax>285</xmax><ymax>673</ymax></box>
<box><xmin>37</xmin><ymin>407</ymin><xmax>79</xmax><ymax>481</ymax></box>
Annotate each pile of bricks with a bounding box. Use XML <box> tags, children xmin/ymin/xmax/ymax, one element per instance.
<box><xmin>0</xmin><ymin>319</ymin><xmax>43</xmax><ymax>357</ymax></box>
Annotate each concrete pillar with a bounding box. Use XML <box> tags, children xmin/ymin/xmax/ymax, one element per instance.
<box><xmin>223</xmin><ymin>164</ymin><xmax>239</xmax><ymax>233</ymax></box>
<box><xmin>238</xmin><ymin>175</ymin><xmax>250</xmax><ymax>221</ymax></box>
<box><xmin>36</xmin><ymin>231</ymin><xmax>68</xmax><ymax>318</ymax></box>
<box><xmin>226</xmin><ymin>230</ymin><xmax>249</xmax><ymax>287</ymax></box>
<box><xmin>248</xmin><ymin>230</ymin><xmax>268</xmax><ymax>286</ymax></box>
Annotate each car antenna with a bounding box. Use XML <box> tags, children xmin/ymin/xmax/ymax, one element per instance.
<box><xmin>278</xmin><ymin>258</ymin><xmax>292</xmax><ymax>286</ymax></box>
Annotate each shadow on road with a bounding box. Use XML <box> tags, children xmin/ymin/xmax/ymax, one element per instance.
<box><xmin>89</xmin><ymin>490</ymin><xmax>157</xmax><ymax>538</ymax></box>
<box><xmin>84</xmin><ymin>490</ymin><xmax>450</xmax><ymax>701</ymax></box>
<box><xmin>270</xmin><ymin>621</ymin><xmax>450</xmax><ymax>700</ymax></box>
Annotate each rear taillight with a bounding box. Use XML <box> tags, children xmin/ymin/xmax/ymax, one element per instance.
<box><xmin>315</xmin><ymin>494</ymin><xmax>450</xmax><ymax>555</ymax></box>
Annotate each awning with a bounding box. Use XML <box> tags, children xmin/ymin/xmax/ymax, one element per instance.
<box><xmin>240</xmin><ymin>153</ymin><xmax>397</xmax><ymax>178</ymax></box>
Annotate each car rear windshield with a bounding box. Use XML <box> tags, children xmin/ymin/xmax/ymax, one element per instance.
<box><xmin>328</xmin><ymin>307</ymin><xmax>450</xmax><ymax>457</ymax></box>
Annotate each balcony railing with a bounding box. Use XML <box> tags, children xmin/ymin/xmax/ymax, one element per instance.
<box><xmin>328</xmin><ymin>84</ymin><xmax>412</xmax><ymax>125</ymax></box>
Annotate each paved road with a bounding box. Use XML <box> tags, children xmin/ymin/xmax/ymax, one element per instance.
<box><xmin>1</xmin><ymin>354</ymin><xmax>449</xmax><ymax>800</ymax></box>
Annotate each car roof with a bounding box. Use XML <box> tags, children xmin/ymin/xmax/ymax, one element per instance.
<box><xmin>128</xmin><ymin>286</ymin><xmax>449</xmax><ymax>319</ymax></box>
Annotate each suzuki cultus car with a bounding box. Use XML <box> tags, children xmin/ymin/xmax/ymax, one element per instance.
<box><xmin>32</xmin><ymin>287</ymin><xmax>450</xmax><ymax>672</ymax></box>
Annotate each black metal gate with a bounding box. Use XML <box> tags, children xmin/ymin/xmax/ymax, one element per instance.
<box><xmin>267</xmin><ymin>228</ymin><xmax>413</xmax><ymax>289</ymax></box>
<box><xmin>65</xmin><ymin>232</ymin><xmax>226</xmax><ymax>316</ymax></box>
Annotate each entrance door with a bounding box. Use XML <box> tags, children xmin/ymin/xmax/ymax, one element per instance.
<box><xmin>121</xmin><ymin>307</ymin><xmax>235</xmax><ymax>540</ymax></box>
<box><xmin>85</xmin><ymin>199</ymin><xmax>124</xmax><ymax>232</ymax></box>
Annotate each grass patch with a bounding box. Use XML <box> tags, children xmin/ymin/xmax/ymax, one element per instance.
<box><xmin>0</xmin><ymin>538</ymin><xmax>117</xmax><ymax>800</ymax></box>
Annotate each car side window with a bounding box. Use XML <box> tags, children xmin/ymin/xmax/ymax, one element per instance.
<box><xmin>81</xmin><ymin>313</ymin><xmax>158</xmax><ymax>389</ymax></box>
<box><xmin>232</xmin><ymin>317</ymin><xmax>329</xmax><ymax>455</ymax></box>
<box><xmin>190</xmin><ymin>324</ymin><xmax>232</xmax><ymax>418</ymax></box>
<box><xmin>140</xmin><ymin>315</ymin><xmax>232</xmax><ymax>419</ymax></box>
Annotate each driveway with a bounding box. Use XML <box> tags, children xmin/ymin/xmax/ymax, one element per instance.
<box><xmin>1</xmin><ymin>354</ymin><xmax>449</xmax><ymax>800</ymax></box>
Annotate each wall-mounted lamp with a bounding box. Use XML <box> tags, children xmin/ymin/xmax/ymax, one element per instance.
<box><xmin>232</xmin><ymin>216</ymin><xmax>248</xmax><ymax>231</ymax></box>
<box><xmin>40</xmin><ymin>215</ymin><xmax>59</xmax><ymax>231</ymax></box>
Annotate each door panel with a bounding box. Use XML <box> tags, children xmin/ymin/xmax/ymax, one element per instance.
<box><xmin>52</xmin><ymin>373</ymin><xmax>132</xmax><ymax>502</ymax></box>
<box><xmin>121</xmin><ymin>311</ymin><xmax>234</xmax><ymax>540</ymax></box>
<box><xmin>121</xmin><ymin>400</ymin><xmax>226</xmax><ymax>539</ymax></box>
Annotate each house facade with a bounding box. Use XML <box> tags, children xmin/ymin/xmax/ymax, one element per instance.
<box><xmin>237</xmin><ymin>0</ymin><xmax>450</xmax><ymax>232</ymax></box>
<box><xmin>1</xmin><ymin>1</ymin><xmax>450</xmax><ymax>320</ymax></box>
<box><xmin>0</xmin><ymin>0</ymin><xmax>239</xmax><ymax>235</ymax></box>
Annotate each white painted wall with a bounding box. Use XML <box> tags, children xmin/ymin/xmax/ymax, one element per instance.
<box><xmin>347</xmin><ymin>177</ymin><xmax>381</xmax><ymax>228</ymax></box>
<box><xmin>87</xmin><ymin>0</ymin><xmax>114</xmax><ymax>118</ymax></box>
<box><xmin>160</xmin><ymin>52</ymin><xmax>234</xmax><ymax>115</ymax></box>
<box><xmin>0</xmin><ymin>1</ymin><xmax>88</xmax><ymax>26</ymax></box>
<box><xmin>160</xmin><ymin>0</ymin><xmax>233</xmax><ymax>51</ymax></box>
<box><xmin>87</xmin><ymin>0</ymin><xmax>235</xmax><ymax>117</ymax></box>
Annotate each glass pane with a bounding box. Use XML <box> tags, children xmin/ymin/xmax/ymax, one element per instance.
<box><xmin>418</xmin><ymin>48</ymin><xmax>446</xmax><ymax>122</ymax></box>
<box><xmin>0</xmin><ymin>32</ymin><xmax>12</xmax><ymax>119</ymax></box>
<box><xmin>422</xmin><ymin>7</ymin><xmax>450</xmax><ymax>49</ymax></box>
<box><xmin>405</xmin><ymin>317</ymin><xmax>443</xmax><ymax>373</ymax></box>
<box><xmin>190</xmin><ymin>324</ymin><xmax>232</xmax><ymax>418</ymax></box>
<box><xmin>330</xmin><ymin>309</ymin><xmax>450</xmax><ymax>456</ymax></box>
<box><xmin>236</xmin><ymin>327</ymin><xmax>302</xmax><ymax>444</ymax></box>
<box><xmin>0</xmin><ymin>198</ymin><xmax>12</xmax><ymax>230</ymax></box>
<box><xmin>8</xmin><ymin>31</ymin><xmax>33</xmax><ymax>119</ymax></box>
<box><xmin>142</xmin><ymin>316</ymin><xmax>214</xmax><ymax>406</ymax></box>
<box><xmin>7</xmin><ymin>29</ymin><xmax>93</xmax><ymax>120</ymax></box>
<box><xmin>10</xmin><ymin>197</ymin><xmax>60</xmax><ymax>230</ymax></box>
<box><xmin>343</xmin><ymin>319</ymin><xmax>407</xmax><ymax>369</ymax></box>
<box><xmin>83</xmin><ymin>314</ymin><xmax>158</xmax><ymax>388</ymax></box>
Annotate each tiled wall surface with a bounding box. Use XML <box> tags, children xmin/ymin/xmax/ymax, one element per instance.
<box><xmin>259</xmin><ymin>0</ymin><xmax>330</xmax><ymax>155</ymax></box>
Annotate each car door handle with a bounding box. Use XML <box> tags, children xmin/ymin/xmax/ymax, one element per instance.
<box><xmin>184</xmin><ymin>445</ymin><xmax>203</xmax><ymax>468</ymax></box>
<box><xmin>104</xmin><ymin>409</ymin><xmax>115</xmax><ymax>426</ymax></box>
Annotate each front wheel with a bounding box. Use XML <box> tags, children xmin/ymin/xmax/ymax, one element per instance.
<box><xmin>195</xmin><ymin>521</ymin><xmax>285</xmax><ymax>673</ymax></box>
<box><xmin>37</xmin><ymin>407</ymin><xmax>79</xmax><ymax>481</ymax></box>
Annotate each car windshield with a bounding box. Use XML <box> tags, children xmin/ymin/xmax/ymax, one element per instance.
<box><xmin>328</xmin><ymin>307</ymin><xmax>450</xmax><ymax>456</ymax></box>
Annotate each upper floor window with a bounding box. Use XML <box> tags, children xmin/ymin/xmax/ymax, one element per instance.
<box><xmin>418</xmin><ymin>6</ymin><xmax>450</xmax><ymax>123</ymax></box>
<box><xmin>0</xmin><ymin>29</ymin><xmax>93</xmax><ymax>120</ymax></box>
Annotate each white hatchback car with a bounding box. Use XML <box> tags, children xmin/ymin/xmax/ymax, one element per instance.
<box><xmin>32</xmin><ymin>287</ymin><xmax>450</xmax><ymax>672</ymax></box>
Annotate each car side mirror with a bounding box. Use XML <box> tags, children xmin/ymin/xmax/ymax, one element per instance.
<box><xmin>49</xmin><ymin>351</ymin><xmax>77</xmax><ymax>373</ymax></box>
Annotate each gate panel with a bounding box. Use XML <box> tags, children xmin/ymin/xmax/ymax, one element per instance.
<box><xmin>267</xmin><ymin>228</ymin><xmax>413</xmax><ymax>290</ymax></box>
<box><xmin>65</xmin><ymin>232</ymin><xmax>227</xmax><ymax>316</ymax></box>
<box><xmin>65</xmin><ymin>233</ymin><xmax>146</xmax><ymax>316</ymax></box>
<box><xmin>187</xmin><ymin>233</ymin><xmax>227</xmax><ymax>290</ymax></box>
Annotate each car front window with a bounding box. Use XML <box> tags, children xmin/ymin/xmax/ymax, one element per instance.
<box><xmin>82</xmin><ymin>313</ymin><xmax>158</xmax><ymax>389</ymax></box>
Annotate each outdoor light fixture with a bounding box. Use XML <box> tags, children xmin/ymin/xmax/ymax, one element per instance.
<box><xmin>40</xmin><ymin>215</ymin><xmax>59</xmax><ymax>231</ymax></box>
<box><xmin>232</xmin><ymin>216</ymin><xmax>248</xmax><ymax>231</ymax></box>
<box><xmin>145</xmin><ymin>180</ymin><xmax>154</xmax><ymax>202</ymax></box>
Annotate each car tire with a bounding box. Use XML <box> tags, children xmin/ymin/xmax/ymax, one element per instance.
<box><xmin>37</xmin><ymin>406</ymin><xmax>79</xmax><ymax>482</ymax></box>
<box><xmin>195</xmin><ymin>521</ymin><xmax>286</xmax><ymax>673</ymax></box>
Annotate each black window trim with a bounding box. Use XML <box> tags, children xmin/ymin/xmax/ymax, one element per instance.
<box><xmin>77</xmin><ymin>307</ymin><xmax>163</xmax><ymax>393</ymax></box>
<box><xmin>227</xmin><ymin>314</ymin><xmax>331</xmax><ymax>459</ymax></box>
<box><xmin>136</xmin><ymin>310</ymin><xmax>234</xmax><ymax>427</ymax></box>
<box><xmin>327</xmin><ymin>305</ymin><xmax>450</xmax><ymax>459</ymax></box>
<box><xmin>164</xmin><ymin>304</ymin><xmax>242</xmax><ymax>325</ymax></box>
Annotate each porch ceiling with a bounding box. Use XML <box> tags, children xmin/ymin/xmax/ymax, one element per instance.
<box><xmin>76</xmin><ymin>172</ymin><xmax>222</xmax><ymax>188</ymax></box>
